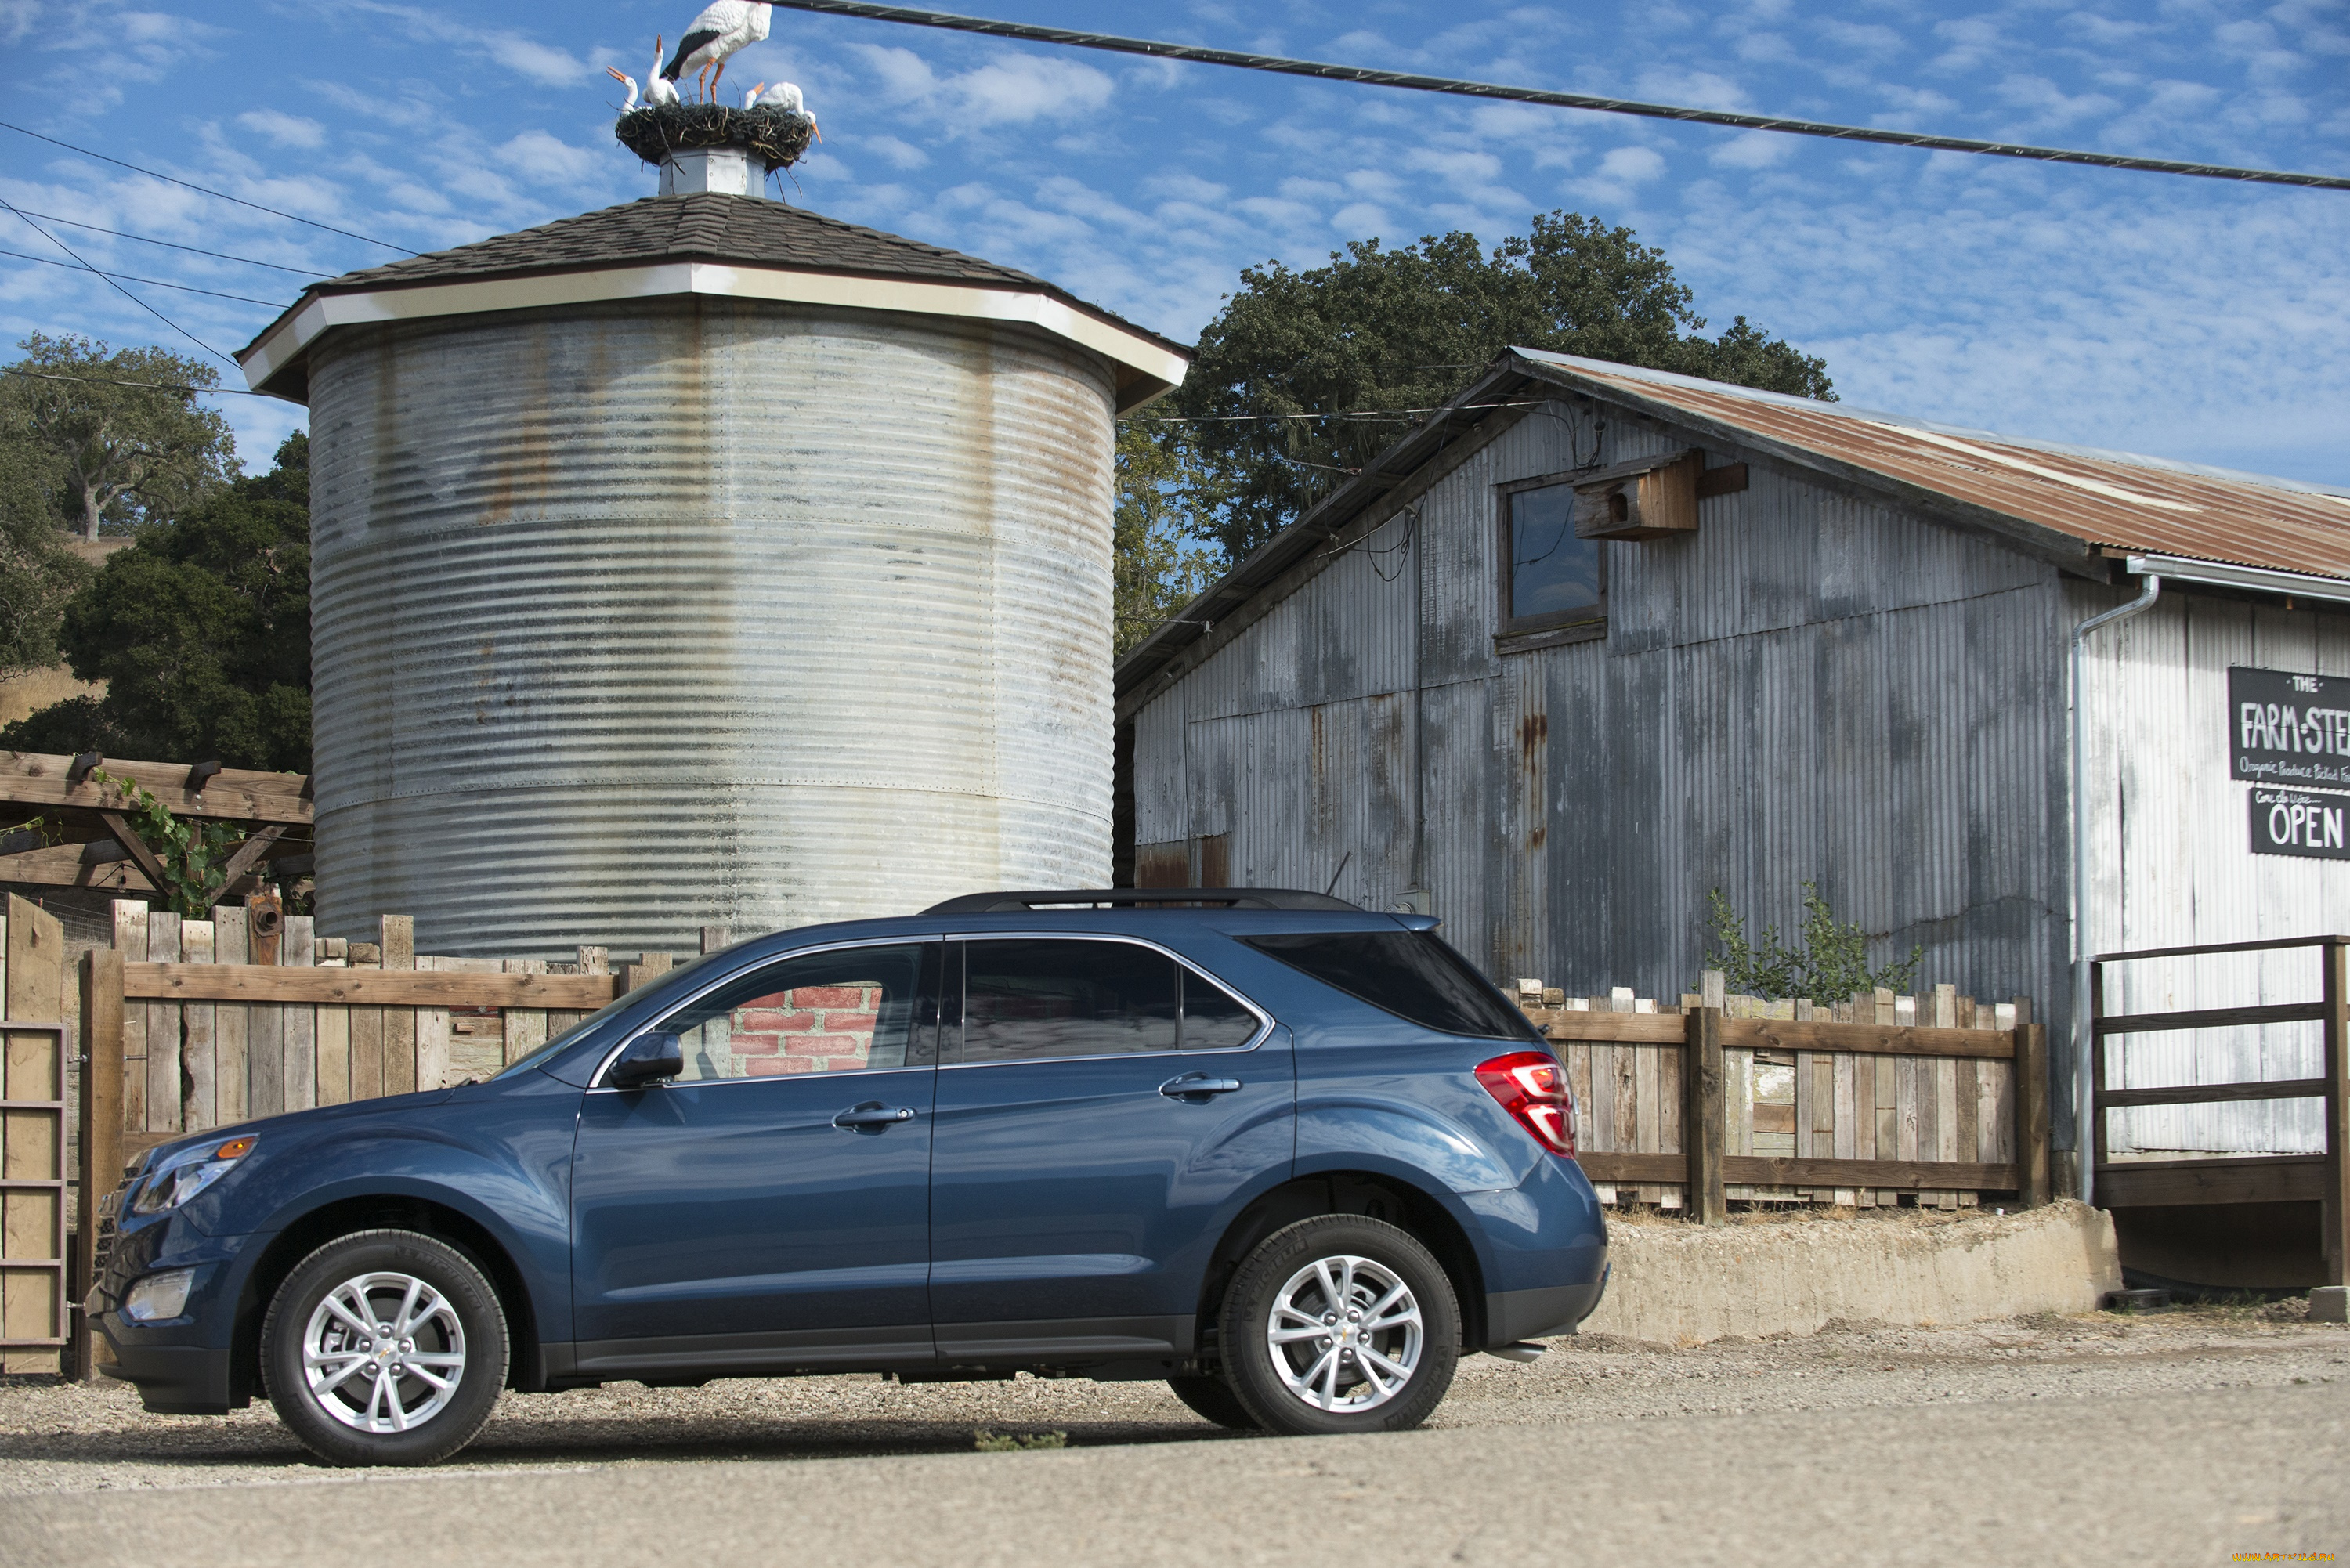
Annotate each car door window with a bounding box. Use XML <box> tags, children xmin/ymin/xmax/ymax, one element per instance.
<box><xmin>656</xmin><ymin>942</ymin><xmax>932</xmax><ymax>1082</ymax></box>
<box><xmin>961</xmin><ymin>938</ymin><xmax>1181</xmax><ymax>1062</ymax></box>
<box><xmin>1180</xmin><ymin>971</ymin><xmax>1262</xmax><ymax>1051</ymax></box>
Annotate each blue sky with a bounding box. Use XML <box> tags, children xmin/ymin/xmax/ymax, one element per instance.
<box><xmin>2</xmin><ymin>0</ymin><xmax>2346</xmax><ymax>488</ymax></box>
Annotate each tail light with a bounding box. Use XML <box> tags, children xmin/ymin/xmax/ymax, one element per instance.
<box><xmin>1476</xmin><ymin>1050</ymin><xmax>1577</xmax><ymax>1158</ymax></box>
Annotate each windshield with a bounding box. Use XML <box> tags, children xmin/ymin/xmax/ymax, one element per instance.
<box><xmin>491</xmin><ymin>948</ymin><xmax>734</xmax><ymax>1079</ymax></box>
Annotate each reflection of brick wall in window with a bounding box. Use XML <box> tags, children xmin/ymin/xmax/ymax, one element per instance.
<box><xmin>729</xmin><ymin>983</ymin><xmax>883</xmax><ymax>1075</ymax></box>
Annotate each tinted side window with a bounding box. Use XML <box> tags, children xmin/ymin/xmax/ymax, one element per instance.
<box><xmin>657</xmin><ymin>943</ymin><xmax>931</xmax><ymax>1081</ymax></box>
<box><xmin>1180</xmin><ymin>970</ymin><xmax>1260</xmax><ymax>1051</ymax></box>
<box><xmin>964</xmin><ymin>939</ymin><xmax>1180</xmax><ymax>1062</ymax></box>
<box><xmin>1240</xmin><ymin>930</ymin><xmax>1538</xmax><ymax>1040</ymax></box>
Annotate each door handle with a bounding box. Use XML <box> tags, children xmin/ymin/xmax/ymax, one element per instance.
<box><xmin>1159</xmin><ymin>1075</ymin><xmax>1243</xmax><ymax>1099</ymax></box>
<box><xmin>833</xmin><ymin>1103</ymin><xmax>916</xmax><ymax>1129</ymax></box>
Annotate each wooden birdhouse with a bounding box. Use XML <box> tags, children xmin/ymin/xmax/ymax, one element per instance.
<box><xmin>1573</xmin><ymin>450</ymin><xmax>1704</xmax><ymax>540</ymax></box>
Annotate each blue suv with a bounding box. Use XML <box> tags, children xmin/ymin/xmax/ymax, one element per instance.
<box><xmin>87</xmin><ymin>890</ymin><xmax>1610</xmax><ymax>1465</ymax></box>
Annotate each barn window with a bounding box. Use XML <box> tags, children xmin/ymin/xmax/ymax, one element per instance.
<box><xmin>1497</xmin><ymin>474</ymin><xmax>1606</xmax><ymax>638</ymax></box>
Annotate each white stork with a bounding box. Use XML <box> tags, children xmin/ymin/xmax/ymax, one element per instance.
<box><xmin>663</xmin><ymin>2</ymin><xmax>772</xmax><ymax>102</ymax></box>
<box><xmin>608</xmin><ymin>37</ymin><xmax>684</xmax><ymax>113</ymax></box>
<box><xmin>645</xmin><ymin>35</ymin><xmax>682</xmax><ymax>107</ymax></box>
<box><xmin>747</xmin><ymin>80</ymin><xmax>819</xmax><ymax>140</ymax></box>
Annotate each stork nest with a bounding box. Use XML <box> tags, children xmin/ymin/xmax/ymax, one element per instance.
<box><xmin>616</xmin><ymin>103</ymin><xmax>814</xmax><ymax>172</ymax></box>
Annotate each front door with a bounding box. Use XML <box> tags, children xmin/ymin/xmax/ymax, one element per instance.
<box><xmin>927</xmin><ymin>935</ymin><xmax>1292</xmax><ymax>1361</ymax></box>
<box><xmin>569</xmin><ymin>939</ymin><xmax>941</xmax><ymax>1377</ymax></box>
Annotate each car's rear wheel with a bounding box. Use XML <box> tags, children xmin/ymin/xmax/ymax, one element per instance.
<box><xmin>1218</xmin><ymin>1215</ymin><xmax>1459</xmax><ymax>1436</ymax></box>
<box><xmin>262</xmin><ymin>1229</ymin><xmax>508</xmax><ymax>1466</ymax></box>
<box><xmin>1166</xmin><ymin>1372</ymin><xmax>1260</xmax><ymax>1430</ymax></box>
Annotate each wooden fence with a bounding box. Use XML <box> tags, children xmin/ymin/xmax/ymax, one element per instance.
<box><xmin>0</xmin><ymin>896</ymin><xmax>68</xmax><ymax>1375</ymax></box>
<box><xmin>1517</xmin><ymin>979</ymin><xmax>2051</xmax><ymax>1216</ymax></box>
<box><xmin>2089</xmin><ymin>934</ymin><xmax>2349</xmax><ymax>1285</ymax></box>
<box><xmin>96</xmin><ymin>899</ymin><xmax>725</xmax><ymax>1143</ymax></box>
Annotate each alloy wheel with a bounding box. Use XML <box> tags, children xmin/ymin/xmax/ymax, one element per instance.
<box><xmin>1264</xmin><ymin>1253</ymin><xmax>1423</xmax><ymax>1413</ymax></box>
<box><xmin>302</xmin><ymin>1270</ymin><xmax>469</xmax><ymax>1433</ymax></box>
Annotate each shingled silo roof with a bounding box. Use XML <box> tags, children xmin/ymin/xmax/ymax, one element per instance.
<box><xmin>237</xmin><ymin>194</ymin><xmax>1190</xmax><ymax>408</ymax></box>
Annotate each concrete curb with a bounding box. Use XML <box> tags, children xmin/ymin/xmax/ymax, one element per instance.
<box><xmin>1578</xmin><ymin>1200</ymin><xmax>2123</xmax><ymax>1344</ymax></box>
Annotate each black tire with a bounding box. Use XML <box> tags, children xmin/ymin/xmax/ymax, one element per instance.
<box><xmin>262</xmin><ymin>1228</ymin><xmax>508</xmax><ymax>1466</ymax></box>
<box><xmin>1167</xmin><ymin>1373</ymin><xmax>1261</xmax><ymax>1430</ymax></box>
<box><xmin>1219</xmin><ymin>1215</ymin><xmax>1459</xmax><ymax>1437</ymax></box>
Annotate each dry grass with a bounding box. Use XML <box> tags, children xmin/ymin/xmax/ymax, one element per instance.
<box><xmin>0</xmin><ymin>664</ymin><xmax>100</xmax><ymax>727</ymax></box>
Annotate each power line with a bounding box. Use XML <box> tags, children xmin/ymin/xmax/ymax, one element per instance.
<box><xmin>0</xmin><ymin>198</ymin><xmax>237</xmax><ymax>367</ymax></box>
<box><xmin>0</xmin><ymin>247</ymin><xmax>292</xmax><ymax>307</ymax></box>
<box><xmin>7</xmin><ymin>210</ymin><xmax>337</xmax><ymax>277</ymax></box>
<box><xmin>772</xmin><ymin>0</ymin><xmax>2350</xmax><ymax>193</ymax></box>
<box><xmin>1</xmin><ymin>367</ymin><xmax>277</xmax><ymax>398</ymax></box>
<box><xmin>0</xmin><ymin>119</ymin><xmax>414</xmax><ymax>252</ymax></box>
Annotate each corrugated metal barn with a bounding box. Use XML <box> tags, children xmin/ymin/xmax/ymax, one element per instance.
<box><xmin>1115</xmin><ymin>349</ymin><xmax>2350</xmax><ymax>1183</ymax></box>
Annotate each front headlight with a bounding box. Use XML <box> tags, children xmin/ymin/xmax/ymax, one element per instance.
<box><xmin>129</xmin><ymin>1136</ymin><xmax>258</xmax><ymax>1216</ymax></box>
<box><xmin>124</xmin><ymin>1268</ymin><xmax>194</xmax><ymax>1321</ymax></box>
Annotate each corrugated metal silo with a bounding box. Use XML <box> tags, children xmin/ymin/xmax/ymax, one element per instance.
<box><xmin>239</xmin><ymin>175</ymin><xmax>1188</xmax><ymax>956</ymax></box>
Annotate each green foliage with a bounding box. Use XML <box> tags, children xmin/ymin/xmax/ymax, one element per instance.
<box><xmin>2</xmin><ymin>334</ymin><xmax>237</xmax><ymax>540</ymax></box>
<box><xmin>0</xmin><ymin>410</ymin><xmax>92</xmax><ymax>680</ymax></box>
<box><xmin>89</xmin><ymin>767</ymin><xmax>244</xmax><ymax>919</ymax></box>
<box><xmin>1701</xmin><ymin>881</ymin><xmax>1925</xmax><ymax>1003</ymax></box>
<box><xmin>2</xmin><ymin>432</ymin><xmax>311</xmax><ymax>771</ymax></box>
<box><xmin>972</xmin><ymin>1428</ymin><xmax>1067</xmax><ymax>1451</ymax></box>
<box><xmin>1168</xmin><ymin>212</ymin><xmax>1834</xmax><ymax>560</ymax></box>
<box><xmin>1113</xmin><ymin>423</ymin><xmax>1225</xmax><ymax>656</ymax></box>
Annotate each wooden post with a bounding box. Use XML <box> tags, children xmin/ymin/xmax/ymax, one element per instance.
<box><xmin>2015</xmin><ymin>1022</ymin><xmax>2050</xmax><ymax>1209</ymax></box>
<box><xmin>381</xmin><ymin>917</ymin><xmax>415</xmax><ymax>1097</ymax></box>
<box><xmin>246</xmin><ymin>891</ymin><xmax>284</xmax><ymax>1118</ymax></box>
<box><xmin>2323</xmin><ymin>938</ymin><xmax>2348</xmax><ymax>1288</ymax></box>
<box><xmin>74</xmin><ymin>948</ymin><xmax>123</xmax><ymax>1382</ymax></box>
<box><xmin>1683</xmin><ymin>1006</ymin><xmax>1725</xmax><ymax>1224</ymax></box>
<box><xmin>2</xmin><ymin>897</ymin><xmax>64</xmax><ymax>1372</ymax></box>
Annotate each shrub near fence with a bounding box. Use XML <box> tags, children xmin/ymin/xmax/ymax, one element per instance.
<box><xmin>1514</xmin><ymin>971</ymin><xmax>2052</xmax><ymax>1218</ymax></box>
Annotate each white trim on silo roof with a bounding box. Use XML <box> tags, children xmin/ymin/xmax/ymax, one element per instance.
<box><xmin>239</xmin><ymin>260</ymin><xmax>1189</xmax><ymax>411</ymax></box>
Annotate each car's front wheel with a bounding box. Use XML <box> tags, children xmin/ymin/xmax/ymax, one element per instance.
<box><xmin>1218</xmin><ymin>1215</ymin><xmax>1459</xmax><ymax>1436</ymax></box>
<box><xmin>261</xmin><ymin>1229</ymin><xmax>508</xmax><ymax>1466</ymax></box>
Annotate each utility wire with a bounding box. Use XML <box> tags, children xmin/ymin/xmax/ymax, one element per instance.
<box><xmin>0</xmin><ymin>119</ymin><xmax>414</xmax><ymax>252</ymax></box>
<box><xmin>2</xmin><ymin>367</ymin><xmax>277</xmax><ymax>398</ymax></box>
<box><xmin>0</xmin><ymin>247</ymin><xmax>291</xmax><ymax>307</ymax></box>
<box><xmin>6</xmin><ymin>210</ymin><xmax>338</xmax><ymax>277</ymax></box>
<box><xmin>772</xmin><ymin>0</ymin><xmax>2350</xmax><ymax>193</ymax></box>
<box><xmin>0</xmin><ymin>197</ymin><xmax>237</xmax><ymax>367</ymax></box>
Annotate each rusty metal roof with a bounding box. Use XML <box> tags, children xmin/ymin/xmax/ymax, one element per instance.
<box><xmin>1517</xmin><ymin>349</ymin><xmax>2350</xmax><ymax>580</ymax></box>
<box><xmin>1114</xmin><ymin>349</ymin><xmax>2350</xmax><ymax>707</ymax></box>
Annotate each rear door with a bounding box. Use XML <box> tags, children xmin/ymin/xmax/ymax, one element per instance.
<box><xmin>927</xmin><ymin>934</ymin><xmax>1291</xmax><ymax>1362</ymax></box>
<box><xmin>569</xmin><ymin>940</ymin><xmax>942</xmax><ymax>1377</ymax></box>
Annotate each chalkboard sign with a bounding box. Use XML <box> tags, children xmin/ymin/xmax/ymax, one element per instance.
<box><xmin>2251</xmin><ymin>787</ymin><xmax>2350</xmax><ymax>861</ymax></box>
<box><xmin>2229</xmin><ymin>667</ymin><xmax>2350</xmax><ymax>789</ymax></box>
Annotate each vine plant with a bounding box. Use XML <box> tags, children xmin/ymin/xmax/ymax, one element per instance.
<box><xmin>1700</xmin><ymin>880</ymin><xmax>1925</xmax><ymax>1003</ymax></box>
<box><xmin>92</xmin><ymin>768</ymin><xmax>248</xmax><ymax>919</ymax></box>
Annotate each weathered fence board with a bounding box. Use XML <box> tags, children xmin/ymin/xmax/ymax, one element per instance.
<box><xmin>1520</xmin><ymin>975</ymin><xmax>2047</xmax><ymax>1210</ymax></box>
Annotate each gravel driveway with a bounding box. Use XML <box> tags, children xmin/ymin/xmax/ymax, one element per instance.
<box><xmin>4</xmin><ymin>1306</ymin><xmax>2343</xmax><ymax>1565</ymax></box>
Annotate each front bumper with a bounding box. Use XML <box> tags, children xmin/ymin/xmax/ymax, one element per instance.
<box><xmin>89</xmin><ymin>1194</ymin><xmax>259</xmax><ymax>1415</ymax></box>
<box><xmin>95</xmin><ymin>1339</ymin><xmax>241</xmax><ymax>1414</ymax></box>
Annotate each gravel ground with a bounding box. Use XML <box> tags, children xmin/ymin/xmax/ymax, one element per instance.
<box><xmin>2</xmin><ymin>1302</ymin><xmax>2342</xmax><ymax>1496</ymax></box>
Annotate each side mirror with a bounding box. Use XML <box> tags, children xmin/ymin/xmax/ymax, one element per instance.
<box><xmin>608</xmin><ymin>1031</ymin><xmax>684</xmax><ymax>1089</ymax></box>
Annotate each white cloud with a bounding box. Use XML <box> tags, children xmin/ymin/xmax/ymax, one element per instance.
<box><xmin>861</xmin><ymin>135</ymin><xmax>931</xmax><ymax>172</ymax></box>
<box><xmin>237</xmin><ymin>110</ymin><xmax>325</xmax><ymax>149</ymax></box>
<box><xmin>1594</xmin><ymin>146</ymin><xmax>1668</xmax><ymax>185</ymax></box>
<box><xmin>852</xmin><ymin>43</ymin><xmax>1113</xmax><ymax>127</ymax></box>
<box><xmin>495</xmin><ymin>130</ymin><xmax>598</xmax><ymax>186</ymax></box>
<box><xmin>343</xmin><ymin>2</ymin><xmax>589</xmax><ymax>86</ymax></box>
<box><xmin>1711</xmin><ymin>131</ymin><xmax>1791</xmax><ymax>170</ymax></box>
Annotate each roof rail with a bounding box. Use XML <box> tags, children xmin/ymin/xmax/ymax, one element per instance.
<box><xmin>921</xmin><ymin>887</ymin><xmax>1362</xmax><ymax>915</ymax></box>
